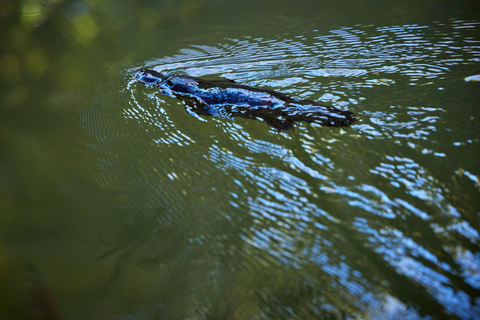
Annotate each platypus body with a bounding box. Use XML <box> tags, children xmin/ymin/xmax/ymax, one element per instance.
<box><xmin>135</xmin><ymin>69</ymin><xmax>355</xmax><ymax>130</ymax></box>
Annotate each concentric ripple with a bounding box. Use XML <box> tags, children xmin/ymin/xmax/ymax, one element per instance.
<box><xmin>80</xmin><ymin>19</ymin><xmax>480</xmax><ymax>319</ymax></box>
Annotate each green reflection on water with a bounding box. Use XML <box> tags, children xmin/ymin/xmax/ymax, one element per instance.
<box><xmin>1</xmin><ymin>0</ymin><xmax>480</xmax><ymax>319</ymax></box>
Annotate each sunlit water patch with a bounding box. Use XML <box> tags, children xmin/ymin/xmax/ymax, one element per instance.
<box><xmin>78</xmin><ymin>19</ymin><xmax>480</xmax><ymax>319</ymax></box>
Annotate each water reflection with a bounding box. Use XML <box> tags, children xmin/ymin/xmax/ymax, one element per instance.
<box><xmin>117</xmin><ymin>19</ymin><xmax>480</xmax><ymax>319</ymax></box>
<box><xmin>138</xmin><ymin>21</ymin><xmax>480</xmax><ymax>91</ymax></box>
<box><xmin>1</xmin><ymin>1</ymin><xmax>480</xmax><ymax>318</ymax></box>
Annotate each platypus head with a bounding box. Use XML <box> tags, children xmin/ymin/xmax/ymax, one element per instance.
<box><xmin>135</xmin><ymin>69</ymin><xmax>167</xmax><ymax>85</ymax></box>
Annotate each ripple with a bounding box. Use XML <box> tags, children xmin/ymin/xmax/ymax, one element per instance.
<box><xmin>111</xmin><ymin>19</ymin><xmax>480</xmax><ymax>319</ymax></box>
<box><xmin>0</xmin><ymin>0</ymin><xmax>20</xmax><ymax>20</ymax></box>
<box><xmin>465</xmin><ymin>74</ymin><xmax>480</xmax><ymax>82</ymax></box>
<box><xmin>132</xmin><ymin>20</ymin><xmax>480</xmax><ymax>118</ymax></box>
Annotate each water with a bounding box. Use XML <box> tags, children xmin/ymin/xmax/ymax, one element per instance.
<box><xmin>1</xmin><ymin>0</ymin><xmax>480</xmax><ymax>319</ymax></box>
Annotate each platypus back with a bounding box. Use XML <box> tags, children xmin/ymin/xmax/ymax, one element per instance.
<box><xmin>135</xmin><ymin>69</ymin><xmax>356</xmax><ymax>129</ymax></box>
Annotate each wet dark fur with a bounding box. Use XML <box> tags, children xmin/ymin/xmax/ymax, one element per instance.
<box><xmin>135</xmin><ymin>69</ymin><xmax>356</xmax><ymax>130</ymax></box>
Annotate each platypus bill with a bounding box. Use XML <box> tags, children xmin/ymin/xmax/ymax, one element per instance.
<box><xmin>135</xmin><ymin>69</ymin><xmax>356</xmax><ymax>130</ymax></box>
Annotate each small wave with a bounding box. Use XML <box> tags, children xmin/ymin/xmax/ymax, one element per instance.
<box><xmin>0</xmin><ymin>0</ymin><xmax>20</xmax><ymax>20</ymax></box>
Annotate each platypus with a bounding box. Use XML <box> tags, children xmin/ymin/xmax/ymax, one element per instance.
<box><xmin>135</xmin><ymin>69</ymin><xmax>355</xmax><ymax>130</ymax></box>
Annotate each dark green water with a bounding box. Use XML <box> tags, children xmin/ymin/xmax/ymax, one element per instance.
<box><xmin>1</xmin><ymin>0</ymin><xmax>480</xmax><ymax>319</ymax></box>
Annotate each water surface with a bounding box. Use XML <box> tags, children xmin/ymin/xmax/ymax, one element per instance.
<box><xmin>1</xmin><ymin>0</ymin><xmax>480</xmax><ymax>319</ymax></box>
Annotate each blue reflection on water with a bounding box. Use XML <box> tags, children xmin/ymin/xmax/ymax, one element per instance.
<box><xmin>122</xmin><ymin>19</ymin><xmax>480</xmax><ymax>319</ymax></box>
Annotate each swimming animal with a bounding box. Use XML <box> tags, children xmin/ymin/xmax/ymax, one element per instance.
<box><xmin>135</xmin><ymin>69</ymin><xmax>356</xmax><ymax>130</ymax></box>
